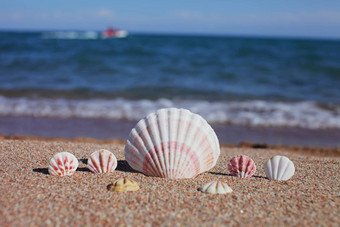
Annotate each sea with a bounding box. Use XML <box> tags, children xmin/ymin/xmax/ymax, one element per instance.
<box><xmin>0</xmin><ymin>31</ymin><xmax>340</xmax><ymax>146</ymax></box>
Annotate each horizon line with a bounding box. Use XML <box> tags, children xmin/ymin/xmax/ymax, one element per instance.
<box><xmin>0</xmin><ymin>28</ymin><xmax>339</xmax><ymax>41</ymax></box>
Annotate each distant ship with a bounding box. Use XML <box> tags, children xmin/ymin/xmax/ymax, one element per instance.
<box><xmin>101</xmin><ymin>26</ymin><xmax>128</xmax><ymax>38</ymax></box>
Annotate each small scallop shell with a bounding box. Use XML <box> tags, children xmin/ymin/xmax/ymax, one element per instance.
<box><xmin>48</xmin><ymin>152</ymin><xmax>78</xmax><ymax>176</ymax></box>
<box><xmin>264</xmin><ymin>155</ymin><xmax>295</xmax><ymax>180</ymax></box>
<box><xmin>107</xmin><ymin>178</ymin><xmax>140</xmax><ymax>192</ymax></box>
<box><xmin>87</xmin><ymin>149</ymin><xmax>117</xmax><ymax>173</ymax></box>
<box><xmin>198</xmin><ymin>181</ymin><xmax>232</xmax><ymax>194</ymax></box>
<box><xmin>228</xmin><ymin>155</ymin><xmax>256</xmax><ymax>178</ymax></box>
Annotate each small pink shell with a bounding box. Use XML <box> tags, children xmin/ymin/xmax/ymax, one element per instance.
<box><xmin>228</xmin><ymin>155</ymin><xmax>256</xmax><ymax>178</ymax></box>
<box><xmin>48</xmin><ymin>152</ymin><xmax>79</xmax><ymax>176</ymax></box>
<box><xmin>88</xmin><ymin>149</ymin><xmax>117</xmax><ymax>173</ymax></box>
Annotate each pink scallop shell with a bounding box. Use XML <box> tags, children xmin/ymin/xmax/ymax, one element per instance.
<box><xmin>124</xmin><ymin>108</ymin><xmax>220</xmax><ymax>179</ymax></box>
<box><xmin>87</xmin><ymin>149</ymin><xmax>117</xmax><ymax>173</ymax></box>
<box><xmin>48</xmin><ymin>152</ymin><xmax>79</xmax><ymax>176</ymax></box>
<box><xmin>228</xmin><ymin>155</ymin><xmax>256</xmax><ymax>178</ymax></box>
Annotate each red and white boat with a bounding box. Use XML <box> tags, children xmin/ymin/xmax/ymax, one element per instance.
<box><xmin>101</xmin><ymin>27</ymin><xmax>128</xmax><ymax>38</ymax></box>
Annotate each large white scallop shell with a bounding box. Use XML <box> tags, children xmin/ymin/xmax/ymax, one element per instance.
<box><xmin>124</xmin><ymin>108</ymin><xmax>220</xmax><ymax>179</ymax></box>
<box><xmin>48</xmin><ymin>152</ymin><xmax>79</xmax><ymax>176</ymax></box>
<box><xmin>87</xmin><ymin>149</ymin><xmax>117</xmax><ymax>173</ymax></box>
<box><xmin>198</xmin><ymin>181</ymin><xmax>232</xmax><ymax>194</ymax></box>
<box><xmin>264</xmin><ymin>155</ymin><xmax>295</xmax><ymax>180</ymax></box>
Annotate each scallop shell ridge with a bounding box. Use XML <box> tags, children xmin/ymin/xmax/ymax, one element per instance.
<box><xmin>228</xmin><ymin>155</ymin><xmax>256</xmax><ymax>178</ymax></box>
<box><xmin>48</xmin><ymin>152</ymin><xmax>78</xmax><ymax>176</ymax></box>
<box><xmin>124</xmin><ymin>108</ymin><xmax>220</xmax><ymax>179</ymax></box>
<box><xmin>87</xmin><ymin>149</ymin><xmax>117</xmax><ymax>173</ymax></box>
<box><xmin>198</xmin><ymin>181</ymin><xmax>232</xmax><ymax>194</ymax></box>
<box><xmin>264</xmin><ymin>155</ymin><xmax>295</xmax><ymax>180</ymax></box>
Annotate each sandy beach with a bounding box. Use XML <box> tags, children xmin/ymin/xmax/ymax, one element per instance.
<box><xmin>0</xmin><ymin>136</ymin><xmax>339</xmax><ymax>226</ymax></box>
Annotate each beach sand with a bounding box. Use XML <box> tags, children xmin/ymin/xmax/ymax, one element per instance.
<box><xmin>0</xmin><ymin>136</ymin><xmax>339</xmax><ymax>226</ymax></box>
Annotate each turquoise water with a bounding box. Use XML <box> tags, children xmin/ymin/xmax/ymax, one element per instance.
<box><xmin>0</xmin><ymin>31</ymin><xmax>340</xmax><ymax>129</ymax></box>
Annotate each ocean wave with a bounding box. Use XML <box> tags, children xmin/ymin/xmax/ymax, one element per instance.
<box><xmin>0</xmin><ymin>96</ymin><xmax>339</xmax><ymax>129</ymax></box>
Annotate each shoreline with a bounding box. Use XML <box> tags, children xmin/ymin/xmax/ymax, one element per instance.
<box><xmin>1</xmin><ymin>134</ymin><xmax>339</xmax><ymax>157</ymax></box>
<box><xmin>1</xmin><ymin>116</ymin><xmax>340</xmax><ymax>148</ymax></box>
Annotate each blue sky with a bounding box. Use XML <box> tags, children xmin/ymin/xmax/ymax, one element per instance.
<box><xmin>1</xmin><ymin>0</ymin><xmax>340</xmax><ymax>38</ymax></box>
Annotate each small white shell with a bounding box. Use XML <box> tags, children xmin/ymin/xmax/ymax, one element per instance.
<box><xmin>87</xmin><ymin>149</ymin><xmax>117</xmax><ymax>173</ymax></box>
<box><xmin>264</xmin><ymin>155</ymin><xmax>295</xmax><ymax>180</ymax></box>
<box><xmin>198</xmin><ymin>181</ymin><xmax>232</xmax><ymax>194</ymax></box>
<box><xmin>48</xmin><ymin>152</ymin><xmax>78</xmax><ymax>176</ymax></box>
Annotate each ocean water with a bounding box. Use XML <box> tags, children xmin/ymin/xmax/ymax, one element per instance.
<box><xmin>0</xmin><ymin>31</ymin><xmax>340</xmax><ymax>130</ymax></box>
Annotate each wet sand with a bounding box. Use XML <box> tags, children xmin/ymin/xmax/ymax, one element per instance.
<box><xmin>0</xmin><ymin>137</ymin><xmax>339</xmax><ymax>226</ymax></box>
<box><xmin>1</xmin><ymin>116</ymin><xmax>340</xmax><ymax>147</ymax></box>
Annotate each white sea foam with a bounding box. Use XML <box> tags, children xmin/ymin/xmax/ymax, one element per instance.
<box><xmin>0</xmin><ymin>96</ymin><xmax>339</xmax><ymax>129</ymax></box>
<box><xmin>42</xmin><ymin>32</ymin><xmax>99</xmax><ymax>40</ymax></box>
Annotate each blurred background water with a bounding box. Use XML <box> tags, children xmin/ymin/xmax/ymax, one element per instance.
<box><xmin>0</xmin><ymin>31</ymin><xmax>340</xmax><ymax>146</ymax></box>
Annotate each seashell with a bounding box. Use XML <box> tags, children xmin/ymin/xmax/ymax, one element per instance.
<box><xmin>87</xmin><ymin>149</ymin><xmax>117</xmax><ymax>173</ymax></box>
<box><xmin>124</xmin><ymin>108</ymin><xmax>220</xmax><ymax>179</ymax></box>
<box><xmin>264</xmin><ymin>155</ymin><xmax>295</xmax><ymax>180</ymax></box>
<box><xmin>107</xmin><ymin>178</ymin><xmax>140</xmax><ymax>192</ymax></box>
<box><xmin>198</xmin><ymin>181</ymin><xmax>232</xmax><ymax>194</ymax></box>
<box><xmin>48</xmin><ymin>152</ymin><xmax>78</xmax><ymax>176</ymax></box>
<box><xmin>228</xmin><ymin>155</ymin><xmax>256</xmax><ymax>178</ymax></box>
